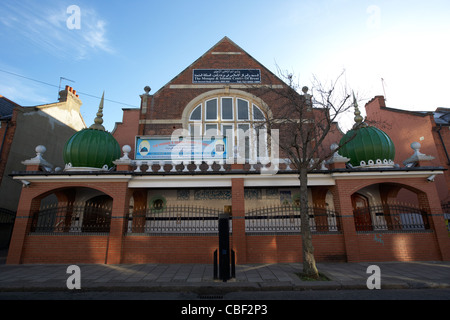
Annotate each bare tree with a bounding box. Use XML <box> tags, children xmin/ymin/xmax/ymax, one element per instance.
<box><xmin>252</xmin><ymin>69</ymin><xmax>356</xmax><ymax>278</ymax></box>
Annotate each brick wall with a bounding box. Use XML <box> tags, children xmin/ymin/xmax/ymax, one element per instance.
<box><xmin>14</xmin><ymin>230</ymin><xmax>444</xmax><ymax>264</ymax></box>
<box><xmin>122</xmin><ymin>235</ymin><xmax>219</xmax><ymax>264</ymax></box>
<box><xmin>112</xmin><ymin>108</ymin><xmax>140</xmax><ymax>157</ymax></box>
<box><xmin>355</xmin><ymin>232</ymin><xmax>441</xmax><ymax>261</ymax></box>
<box><xmin>0</xmin><ymin>118</ymin><xmax>16</xmax><ymax>188</ymax></box>
<box><xmin>365</xmin><ymin>96</ymin><xmax>450</xmax><ymax>202</ymax></box>
<box><xmin>21</xmin><ymin>235</ymin><xmax>109</xmax><ymax>264</ymax></box>
<box><xmin>8</xmin><ymin>174</ymin><xmax>450</xmax><ymax>264</ymax></box>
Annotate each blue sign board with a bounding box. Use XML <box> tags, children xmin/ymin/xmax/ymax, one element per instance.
<box><xmin>135</xmin><ymin>136</ymin><xmax>227</xmax><ymax>161</ymax></box>
<box><xmin>193</xmin><ymin>69</ymin><xmax>261</xmax><ymax>84</ymax></box>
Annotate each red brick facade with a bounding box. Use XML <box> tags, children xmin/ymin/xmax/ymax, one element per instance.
<box><xmin>365</xmin><ymin>96</ymin><xmax>450</xmax><ymax>203</ymax></box>
<box><xmin>7</xmin><ymin>172</ymin><xmax>450</xmax><ymax>264</ymax></box>
<box><xmin>6</xmin><ymin>37</ymin><xmax>450</xmax><ymax>265</ymax></box>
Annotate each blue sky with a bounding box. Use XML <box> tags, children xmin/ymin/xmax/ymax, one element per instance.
<box><xmin>1</xmin><ymin>0</ymin><xmax>449</xmax><ymax>132</ymax></box>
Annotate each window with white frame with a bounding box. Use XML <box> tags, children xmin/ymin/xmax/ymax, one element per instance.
<box><xmin>188</xmin><ymin>96</ymin><xmax>267</xmax><ymax>162</ymax></box>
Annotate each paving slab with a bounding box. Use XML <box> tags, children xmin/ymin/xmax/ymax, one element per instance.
<box><xmin>0</xmin><ymin>252</ymin><xmax>449</xmax><ymax>293</ymax></box>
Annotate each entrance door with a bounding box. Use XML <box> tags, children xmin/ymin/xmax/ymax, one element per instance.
<box><xmin>352</xmin><ymin>194</ymin><xmax>372</xmax><ymax>231</ymax></box>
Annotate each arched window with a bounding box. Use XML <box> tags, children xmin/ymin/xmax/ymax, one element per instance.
<box><xmin>188</xmin><ymin>96</ymin><xmax>268</xmax><ymax>162</ymax></box>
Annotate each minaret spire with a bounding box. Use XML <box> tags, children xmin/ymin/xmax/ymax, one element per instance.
<box><xmin>89</xmin><ymin>91</ymin><xmax>106</xmax><ymax>131</ymax></box>
<box><xmin>352</xmin><ymin>92</ymin><xmax>366</xmax><ymax>129</ymax></box>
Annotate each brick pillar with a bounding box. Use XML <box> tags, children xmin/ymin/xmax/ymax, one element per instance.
<box><xmin>6</xmin><ymin>189</ymin><xmax>40</xmax><ymax>264</ymax></box>
<box><xmin>105</xmin><ymin>183</ymin><xmax>131</xmax><ymax>264</ymax></box>
<box><xmin>331</xmin><ymin>180</ymin><xmax>360</xmax><ymax>262</ymax></box>
<box><xmin>231</xmin><ymin>178</ymin><xmax>246</xmax><ymax>264</ymax></box>
<box><xmin>418</xmin><ymin>185</ymin><xmax>450</xmax><ymax>261</ymax></box>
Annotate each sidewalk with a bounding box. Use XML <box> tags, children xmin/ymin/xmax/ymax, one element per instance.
<box><xmin>1</xmin><ymin>252</ymin><xmax>449</xmax><ymax>293</ymax></box>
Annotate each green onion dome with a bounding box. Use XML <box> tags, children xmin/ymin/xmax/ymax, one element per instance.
<box><xmin>339</xmin><ymin>126</ymin><xmax>395</xmax><ymax>167</ymax></box>
<box><xmin>338</xmin><ymin>94</ymin><xmax>395</xmax><ymax>167</ymax></box>
<box><xmin>63</xmin><ymin>128</ymin><xmax>121</xmax><ymax>170</ymax></box>
<box><xmin>63</xmin><ymin>92</ymin><xmax>121</xmax><ymax>170</ymax></box>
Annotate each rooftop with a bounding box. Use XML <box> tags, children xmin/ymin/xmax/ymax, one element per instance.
<box><xmin>0</xmin><ymin>95</ymin><xmax>20</xmax><ymax>119</ymax></box>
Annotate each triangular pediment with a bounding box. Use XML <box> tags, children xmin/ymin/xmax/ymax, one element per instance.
<box><xmin>155</xmin><ymin>37</ymin><xmax>285</xmax><ymax>92</ymax></box>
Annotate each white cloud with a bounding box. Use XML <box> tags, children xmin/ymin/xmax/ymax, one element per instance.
<box><xmin>0</xmin><ymin>1</ymin><xmax>114</xmax><ymax>60</ymax></box>
<box><xmin>0</xmin><ymin>75</ymin><xmax>52</xmax><ymax>106</ymax></box>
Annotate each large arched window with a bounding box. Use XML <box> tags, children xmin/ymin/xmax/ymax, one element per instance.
<box><xmin>188</xmin><ymin>95</ymin><xmax>267</xmax><ymax>162</ymax></box>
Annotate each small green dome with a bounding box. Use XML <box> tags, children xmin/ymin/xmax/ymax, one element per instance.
<box><xmin>63</xmin><ymin>128</ymin><xmax>121</xmax><ymax>169</ymax></box>
<box><xmin>339</xmin><ymin>126</ymin><xmax>395</xmax><ymax>167</ymax></box>
<box><xmin>63</xmin><ymin>91</ymin><xmax>121</xmax><ymax>170</ymax></box>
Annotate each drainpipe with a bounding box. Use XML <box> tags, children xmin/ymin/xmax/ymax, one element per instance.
<box><xmin>0</xmin><ymin>117</ymin><xmax>11</xmax><ymax>164</ymax></box>
<box><xmin>437</xmin><ymin>124</ymin><xmax>450</xmax><ymax>165</ymax></box>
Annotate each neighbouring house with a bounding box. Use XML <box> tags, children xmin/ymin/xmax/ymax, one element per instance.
<box><xmin>0</xmin><ymin>87</ymin><xmax>86</xmax><ymax>249</ymax></box>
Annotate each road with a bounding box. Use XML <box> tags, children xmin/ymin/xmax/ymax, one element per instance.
<box><xmin>0</xmin><ymin>288</ymin><xmax>449</xmax><ymax>300</ymax></box>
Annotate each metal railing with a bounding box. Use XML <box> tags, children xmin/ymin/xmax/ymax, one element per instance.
<box><xmin>353</xmin><ymin>203</ymin><xmax>430</xmax><ymax>232</ymax></box>
<box><xmin>30</xmin><ymin>203</ymin><xmax>112</xmax><ymax>234</ymax></box>
<box><xmin>443</xmin><ymin>202</ymin><xmax>450</xmax><ymax>232</ymax></box>
<box><xmin>245</xmin><ymin>205</ymin><xmax>341</xmax><ymax>233</ymax></box>
<box><xmin>0</xmin><ymin>208</ymin><xmax>15</xmax><ymax>224</ymax></box>
<box><xmin>126</xmin><ymin>205</ymin><xmax>226</xmax><ymax>235</ymax></box>
<box><xmin>442</xmin><ymin>202</ymin><xmax>450</xmax><ymax>214</ymax></box>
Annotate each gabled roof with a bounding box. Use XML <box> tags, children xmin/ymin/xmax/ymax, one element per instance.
<box><xmin>154</xmin><ymin>36</ymin><xmax>286</xmax><ymax>95</ymax></box>
<box><xmin>434</xmin><ymin>108</ymin><xmax>450</xmax><ymax>125</ymax></box>
<box><xmin>367</xmin><ymin>96</ymin><xmax>450</xmax><ymax>125</ymax></box>
<box><xmin>0</xmin><ymin>95</ymin><xmax>20</xmax><ymax>119</ymax></box>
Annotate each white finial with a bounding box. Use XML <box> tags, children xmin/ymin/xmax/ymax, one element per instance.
<box><xmin>35</xmin><ymin>145</ymin><xmax>46</xmax><ymax>158</ymax></box>
<box><xmin>120</xmin><ymin>145</ymin><xmax>132</xmax><ymax>160</ymax></box>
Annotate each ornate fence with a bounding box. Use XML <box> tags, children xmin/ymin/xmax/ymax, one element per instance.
<box><xmin>245</xmin><ymin>205</ymin><xmax>341</xmax><ymax>234</ymax></box>
<box><xmin>126</xmin><ymin>205</ymin><xmax>225</xmax><ymax>235</ymax></box>
<box><xmin>30</xmin><ymin>203</ymin><xmax>112</xmax><ymax>234</ymax></box>
<box><xmin>353</xmin><ymin>203</ymin><xmax>430</xmax><ymax>232</ymax></box>
<box><xmin>443</xmin><ymin>202</ymin><xmax>450</xmax><ymax>232</ymax></box>
<box><xmin>443</xmin><ymin>202</ymin><xmax>450</xmax><ymax>214</ymax></box>
<box><xmin>27</xmin><ymin>201</ymin><xmax>440</xmax><ymax>235</ymax></box>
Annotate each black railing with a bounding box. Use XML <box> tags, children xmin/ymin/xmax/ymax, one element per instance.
<box><xmin>442</xmin><ymin>202</ymin><xmax>450</xmax><ymax>214</ymax></box>
<box><xmin>443</xmin><ymin>202</ymin><xmax>450</xmax><ymax>233</ymax></box>
<box><xmin>245</xmin><ymin>205</ymin><xmax>341</xmax><ymax>233</ymax></box>
<box><xmin>126</xmin><ymin>205</ymin><xmax>225</xmax><ymax>234</ymax></box>
<box><xmin>30</xmin><ymin>203</ymin><xmax>112</xmax><ymax>233</ymax></box>
<box><xmin>0</xmin><ymin>208</ymin><xmax>15</xmax><ymax>224</ymax></box>
<box><xmin>354</xmin><ymin>203</ymin><xmax>430</xmax><ymax>232</ymax></box>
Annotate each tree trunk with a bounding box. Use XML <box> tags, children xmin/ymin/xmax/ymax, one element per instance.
<box><xmin>298</xmin><ymin>166</ymin><xmax>319</xmax><ymax>278</ymax></box>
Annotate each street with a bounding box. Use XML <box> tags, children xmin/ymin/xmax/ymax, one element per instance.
<box><xmin>0</xmin><ymin>288</ymin><xmax>449</xmax><ymax>300</ymax></box>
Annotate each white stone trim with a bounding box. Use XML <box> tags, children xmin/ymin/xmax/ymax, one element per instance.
<box><xmin>64</xmin><ymin>163</ymin><xmax>109</xmax><ymax>172</ymax></box>
<box><xmin>331</xmin><ymin>169</ymin><xmax>443</xmax><ymax>180</ymax></box>
<box><xmin>13</xmin><ymin>169</ymin><xmax>444</xmax><ymax>188</ymax></box>
<box><xmin>211</xmin><ymin>52</ymin><xmax>242</xmax><ymax>55</ymax></box>
<box><xmin>170</xmin><ymin>84</ymin><xmax>283</xmax><ymax>89</ymax></box>
<box><xmin>12</xmin><ymin>175</ymin><xmax>132</xmax><ymax>183</ymax></box>
<box><xmin>139</xmin><ymin>119</ymin><xmax>183</xmax><ymax>124</ymax></box>
<box><xmin>403</xmin><ymin>142</ymin><xmax>435</xmax><ymax>166</ymax></box>
<box><xmin>357</xmin><ymin>159</ymin><xmax>395</xmax><ymax>168</ymax></box>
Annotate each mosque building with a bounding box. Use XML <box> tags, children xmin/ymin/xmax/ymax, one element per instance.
<box><xmin>6</xmin><ymin>37</ymin><xmax>450</xmax><ymax>265</ymax></box>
